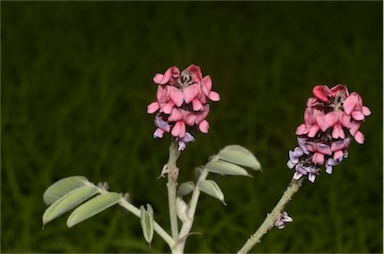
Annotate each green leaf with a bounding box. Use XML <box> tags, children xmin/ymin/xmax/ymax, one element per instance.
<box><xmin>197</xmin><ymin>180</ymin><xmax>225</xmax><ymax>205</ymax></box>
<box><xmin>218</xmin><ymin>145</ymin><xmax>262</xmax><ymax>171</ymax></box>
<box><xmin>43</xmin><ymin>176</ymin><xmax>89</xmax><ymax>205</ymax></box>
<box><xmin>177</xmin><ymin>182</ymin><xmax>195</xmax><ymax>197</ymax></box>
<box><xmin>42</xmin><ymin>185</ymin><xmax>99</xmax><ymax>226</ymax></box>
<box><xmin>67</xmin><ymin>192</ymin><xmax>122</xmax><ymax>227</ymax></box>
<box><xmin>140</xmin><ymin>204</ymin><xmax>154</xmax><ymax>244</ymax></box>
<box><xmin>205</xmin><ymin>160</ymin><xmax>250</xmax><ymax>176</ymax></box>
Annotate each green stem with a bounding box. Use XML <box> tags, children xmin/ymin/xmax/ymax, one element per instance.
<box><xmin>237</xmin><ymin>178</ymin><xmax>304</xmax><ymax>254</ymax></box>
<box><xmin>167</xmin><ymin>141</ymin><xmax>181</xmax><ymax>241</ymax></box>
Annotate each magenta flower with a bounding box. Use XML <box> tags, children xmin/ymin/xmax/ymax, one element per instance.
<box><xmin>148</xmin><ymin>65</ymin><xmax>220</xmax><ymax>150</ymax></box>
<box><xmin>288</xmin><ymin>84</ymin><xmax>370</xmax><ymax>182</ymax></box>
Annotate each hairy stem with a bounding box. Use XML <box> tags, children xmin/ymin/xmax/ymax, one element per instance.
<box><xmin>177</xmin><ymin>168</ymin><xmax>209</xmax><ymax>252</ymax></box>
<box><xmin>237</xmin><ymin>178</ymin><xmax>304</xmax><ymax>254</ymax></box>
<box><xmin>167</xmin><ymin>141</ymin><xmax>181</xmax><ymax>241</ymax></box>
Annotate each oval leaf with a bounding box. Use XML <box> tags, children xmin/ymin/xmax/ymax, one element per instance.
<box><xmin>43</xmin><ymin>186</ymin><xmax>99</xmax><ymax>226</ymax></box>
<box><xmin>205</xmin><ymin>160</ymin><xmax>250</xmax><ymax>176</ymax></box>
<box><xmin>67</xmin><ymin>192</ymin><xmax>122</xmax><ymax>227</ymax></box>
<box><xmin>177</xmin><ymin>182</ymin><xmax>195</xmax><ymax>197</ymax></box>
<box><xmin>43</xmin><ymin>176</ymin><xmax>89</xmax><ymax>205</ymax></box>
<box><xmin>140</xmin><ymin>204</ymin><xmax>154</xmax><ymax>244</ymax></box>
<box><xmin>218</xmin><ymin>145</ymin><xmax>262</xmax><ymax>171</ymax></box>
<box><xmin>197</xmin><ymin>180</ymin><xmax>225</xmax><ymax>204</ymax></box>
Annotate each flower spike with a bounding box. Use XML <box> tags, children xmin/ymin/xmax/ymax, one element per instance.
<box><xmin>148</xmin><ymin>65</ymin><xmax>220</xmax><ymax>150</ymax></box>
<box><xmin>288</xmin><ymin>84</ymin><xmax>370</xmax><ymax>182</ymax></box>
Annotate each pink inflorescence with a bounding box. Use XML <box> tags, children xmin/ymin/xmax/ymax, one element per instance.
<box><xmin>288</xmin><ymin>84</ymin><xmax>371</xmax><ymax>182</ymax></box>
<box><xmin>147</xmin><ymin>64</ymin><xmax>220</xmax><ymax>151</ymax></box>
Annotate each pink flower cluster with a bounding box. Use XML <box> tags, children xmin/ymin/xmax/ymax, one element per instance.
<box><xmin>288</xmin><ymin>84</ymin><xmax>371</xmax><ymax>182</ymax></box>
<box><xmin>147</xmin><ymin>65</ymin><xmax>220</xmax><ymax>150</ymax></box>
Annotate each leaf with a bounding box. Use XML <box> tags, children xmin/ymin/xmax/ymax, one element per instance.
<box><xmin>177</xmin><ymin>182</ymin><xmax>195</xmax><ymax>197</ymax></box>
<box><xmin>218</xmin><ymin>145</ymin><xmax>262</xmax><ymax>171</ymax></box>
<box><xmin>197</xmin><ymin>180</ymin><xmax>225</xmax><ymax>205</ymax></box>
<box><xmin>43</xmin><ymin>176</ymin><xmax>89</xmax><ymax>205</ymax></box>
<box><xmin>176</xmin><ymin>197</ymin><xmax>189</xmax><ymax>223</ymax></box>
<box><xmin>205</xmin><ymin>160</ymin><xmax>250</xmax><ymax>176</ymax></box>
<box><xmin>42</xmin><ymin>185</ymin><xmax>99</xmax><ymax>226</ymax></box>
<box><xmin>67</xmin><ymin>192</ymin><xmax>122</xmax><ymax>227</ymax></box>
<box><xmin>140</xmin><ymin>204</ymin><xmax>154</xmax><ymax>244</ymax></box>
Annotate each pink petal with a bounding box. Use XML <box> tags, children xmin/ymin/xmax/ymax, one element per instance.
<box><xmin>156</xmin><ymin>86</ymin><xmax>166</xmax><ymax>102</ymax></box>
<box><xmin>354</xmin><ymin>131</ymin><xmax>364</xmax><ymax>144</ymax></box>
<box><xmin>340</xmin><ymin>112</ymin><xmax>351</xmax><ymax>128</ymax></box>
<box><xmin>306</xmin><ymin>97</ymin><xmax>318</xmax><ymax>107</ymax></box>
<box><xmin>171</xmin><ymin>121</ymin><xmax>182</xmax><ymax>137</ymax></box>
<box><xmin>333</xmin><ymin>150</ymin><xmax>344</xmax><ymax>160</ymax></box>
<box><xmin>308</xmin><ymin>125</ymin><xmax>320</xmax><ymax>138</ymax></box>
<box><xmin>312</xmin><ymin>152</ymin><xmax>324</xmax><ymax>165</ymax></box>
<box><xmin>154</xmin><ymin>128</ymin><xmax>164</xmax><ymax>138</ymax></box>
<box><xmin>351</xmin><ymin>111</ymin><xmax>364</xmax><ymax>121</ymax></box>
<box><xmin>192</xmin><ymin>98</ymin><xmax>203</xmax><ymax>111</ymax></box>
<box><xmin>295</xmin><ymin>124</ymin><xmax>308</xmax><ymax>135</ymax></box>
<box><xmin>324</xmin><ymin>112</ymin><xmax>338</xmax><ymax>128</ymax></box>
<box><xmin>169</xmin><ymin>86</ymin><xmax>184</xmax><ymax>107</ymax></box>
<box><xmin>332</xmin><ymin>124</ymin><xmax>345</xmax><ymax>139</ymax></box>
<box><xmin>183</xmin><ymin>112</ymin><xmax>197</xmax><ymax>126</ymax></box>
<box><xmin>178</xmin><ymin>122</ymin><xmax>186</xmax><ymax>138</ymax></box>
<box><xmin>199</xmin><ymin>120</ymin><xmax>209</xmax><ymax>133</ymax></box>
<box><xmin>208</xmin><ymin>91</ymin><xmax>220</xmax><ymax>101</ymax></box>
<box><xmin>168</xmin><ymin>108</ymin><xmax>182</xmax><ymax>121</ymax></box>
<box><xmin>161</xmin><ymin>101</ymin><xmax>175</xmax><ymax>114</ymax></box>
<box><xmin>153</xmin><ymin>66</ymin><xmax>176</xmax><ymax>84</ymax></box>
<box><xmin>316</xmin><ymin>113</ymin><xmax>329</xmax><ymax>132</ymax></box>
<box><xmin>171</xmin><ymin>66</ymin><xmax>181</xmax><ymax>79</ymax></box>
<box><xmin>313</xmin><ymin>85</ymin><xmax>331</xmax><ymax>102</ymax></box>
<box><xmin>330</xmin><ymin>84</ymin><xmax>349</xmax><ymax>98</ymax></box>
<box><xmin>187</xmin><ymin>64</ymin><xmax>203</xmax><ymax>82</ymax></box>
<box><xmin>202</xmin><ymin>76</ymin><xmax>212</xmax><ymax>96</ymax></box>
<box><xmin>183</xmin><ymin>84</ymin><xmax>199</xmax><ymax>103</ymax></box>
<box><xmin>195</xmin><ymin>106</ymin><xmax>210</xmax><ymax>124</ymax></box>
<box><xmin>349</xmin><ymin>121</ymin><xmax>361</xmax><ymax>136</ymax></box>
<box><xmin>304</xmin><ymin>108</ymin><xmax>313</xmax><ymax>125</ymax></box>
<box><xmin>147</xmin><ymin>102</ymin><xmax>159</xmax><ymax>114</ymax></box>
<box><xmin>362</xmin><ymin>106</ymin><xmax>371</xmax><ymax>116</ymax></box>
<box><xmin>343</xmin><ymin>95</ymin><xmax>357</xmax><ymax>115</ymax></box>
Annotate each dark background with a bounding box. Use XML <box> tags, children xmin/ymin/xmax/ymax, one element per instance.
<box><xmin>2</xmin><ymin>2</ymin><xmax>382</xmax><ymax>253</ymax></box>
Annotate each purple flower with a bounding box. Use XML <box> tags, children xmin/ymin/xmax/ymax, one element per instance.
<box><xmin>275</xmin><ymin>211</ymin><xmax>293</xmax><ymax>229</ymax></box>
<box><xmin>293</xmin><ymin>164</ymin><xmax>319</xmax><ymax>183</ymax></box>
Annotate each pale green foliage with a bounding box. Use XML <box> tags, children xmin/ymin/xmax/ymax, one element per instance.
<box><xmin>205</xmin><ymin>160</ymin><xmax>250</xmax><ymax>176</ymax></box>
<box><xmin>177</xmin><ymin>182</ymin><xmax>195</xmax><ymax>197</ymax></box>
<box><xmin>67</xmin><ymin>192</ymin><xmax>122</xmax><ymax>227</ymax></box>
<box><xmin>218</xmin><ymin>145</ymin><xmax>262</xmax><ymax>171</ymax></box>
<box><xmin>43</xmin><ymin>176</ymin><xmax>89</xmax><ymax>205</ymax></box>
<box><xmin>43</xmin><ymin>186</ymin><xmax>99</xmax><ymax>226</ymax></box>
<box><xmin>197</xmin><ymin>180</ymin><xmax>225</xmax><ymax>205</ymax></box>
<box><xmin>140</xmin><ymin>204</ymin><xmax>154</xmax><ymax>244</ymax></box>
<box><xmin>42</xmin><ymin>176</ymin><xmax>123</xmax><ymax>228</ymax></box>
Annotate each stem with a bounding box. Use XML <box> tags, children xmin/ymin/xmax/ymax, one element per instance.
<box><xmin>167</xmin><ymin>141</ymin><xmax>181</xmax><ymax>240</ymax></box>
<box><xmin>177</xmin><ymin>168</ymin><xmax>209</xmax><ymax>251</ymax></box>
<box><xmin>119</xmin><ymin>199</ymin><xmax>175</xmax><ymax>248</ymax></box>
<box><xmin>237</xmin><ymin>178</ymin><xmax>304</xmax><ymax>254</ymax></box>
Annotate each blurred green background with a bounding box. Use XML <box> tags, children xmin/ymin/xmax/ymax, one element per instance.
<box><xmin>2</xmin><ymin>2</ymin><xmax>382</xmax><ymax>253</ymax></box>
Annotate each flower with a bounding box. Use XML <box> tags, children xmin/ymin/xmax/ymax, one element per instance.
<box><xmin>148</xmin><ymin>65</ymin><xmax>220</xmax><ymax>150</ymax></box>
<box><xmin>274</xmin><ymin>211</ymin><xmax>293</xmax><ymax>229</ymax></box>
<box><xmin>288</xmin><ymin>84</ymin><xmax>370</xmax><ymax>182</ymax></box>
